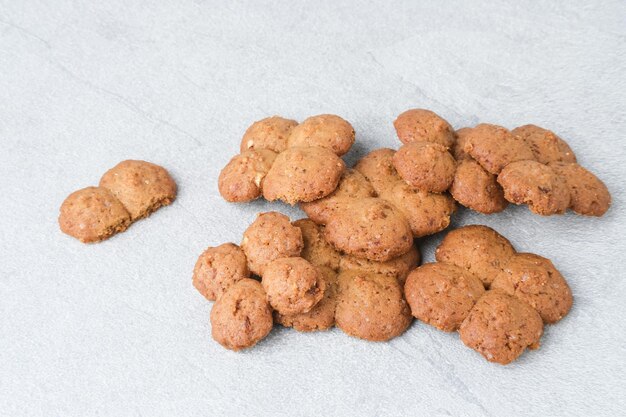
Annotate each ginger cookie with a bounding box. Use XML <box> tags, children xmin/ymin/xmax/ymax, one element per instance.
<box><xmin>491</xmin><ymin>253</ymin><xmax>573</xmax><ymax>324</ymax></box>
<box><xmin>497</xmin><ymin>160</ymin><xmax>570</xmax><ymax>215</ymax></box>
<box><xmin>210</xmin><ymin>278</ymin><xmax>273</xmax><ymax>351</ymax></box>
<box><xmin>393</xmin><ymin>109</ymin><xmax>456</xmax><ymax>148</ymax></box>
<box><xmin>293</xmin><ymin>219</ymin><xmax>341</xmax><ymax>271</ymax></box>
<box><xmin>512</xmin><ymin>124</ymin><xmax>576</xmax><ymax>164</ymax></box>
<box><xmin>287</xmin><ymin>114</ymin><xmax>355</xmax><ymax>156</ymax></box>
<box><xmin>241</xmin><ymin>212</ymin><xmax>304</xmax><ymax>276</ymax></box>
<box><xmin>262</xmin><ymin>146</ymin><xmax>345</xmax><ymax>204</ymax></box>
<box><xmin>450</xmin><ymin>159</ymin><xmax>508</xmax><ymax>214</ymax></box>
<box><xmin>335</xmin><ymin>270</ymin><xmax>412</xmax><ymax>341</ymax></box>
<box><xmin>99</xmin><ymin>160</ymin><xmax>177</xmax><ymax>221</ymax></box>
<box><xmin>339</xmin><ymin>244</ymin><xmax>420</xmax><ymax>286</ymax></box>
<box><xmin>192</xmin><ymin>243</ymin><xmax>250</xmax><ymax>301</ymax></box>
<box><xmin>435</xmin><ymin>225</ymin><xmax>515</xmax><ymax>287</ymax></box>
<box><xmin>404</xmin><ymin>263</ymin><xmax>485</xmax><ymax>332</ymax></box>
<box><xmin>58</xmin><ymin>186</ymin><xmax>131</xmax><ymax>243</ymax></box>
<box><xmin>393</xmin><ymin>142</ymin><xmax>456</xmax><ymax>193</ymax></box>
<box><xmin>463</xmin><ymin>124</ymin><xmax>535</xmax><ymax>174</ymax></box>
<box><xmin>452</xmin><ymin>127</ymin><xmax>473</xmax><ymax>160</ymax></box>
<box><xmin>240</xmin><ymin>116</ymin><xmax>298</xmax><ymax>153</ymax></box>
<box><xmin>324</xmin><ymin>197</ymin><xmax>413</xmax><ymax>262</ymax></box>
<box><xmin>218</xmin><ymin>149</ymin><xmax>278</xmax><ymax>202</ymax></box>
<box><xmin>549</xmin><ymin>162</ymin><xmax>611</xmax><ymax>216</ymax></box>
<box><xmin>261</xmin><ymin>257</ymin><xmax>326</xmax><ymax>315</ymax></box>
<box><xmin>354</xmin><ymin>148</ymin><xmax>401</xmax><ymax>195</ymax></box>
<box><xmin>459</xmin><ymin>290</ymin><xmax>543</xmax><ymax>365</ymax></box>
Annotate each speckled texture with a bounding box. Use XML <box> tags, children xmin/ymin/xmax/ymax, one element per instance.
<box><xmin>463</xmin><ymin>124</ymin><xmax>535</xmax><ymax>174</ymax></box>
<box><xmin>549</xmin><ymin>161</ymin><xmax>611</xmax><ymax>216</ymax></box>
<box><xmin>218</xmin><ymin>149</ymin><xmax>278</xmax><ymax>202</ymax></box>
<box><xmin>393</xmin><ymin>141</ymin><xmax>456</xmax><ymax>193</ymax></box>
<box><xmin>240</xmin><ymin>116</ymin><xmax>299</xmax><ymax>154</ymax></box>
<box><xmin>192</xmin><ymin>243</ymin><xmax>250</xmax><ymax>301</ymax></box>
<box><xmin>450</xmin><ymin>159</ymin><xmax>508</xmax><ymax>214</ymax></box>
<box><xmin>393</xmin><ymin>108</ymin><xmax>456</xmax><ymax>148</ymax></box>
<box><xmin>339</xmin><ymin>244</ymin><xmax>420</xmax><ymax>286</ymax></box>
<box><xmin>287</xmin><ymin>114</ymin><xmax>355</xmax><ymax>156</ymax></box>
<box><xmin>292</xmin><ymin>219</ymin><xmax>341</xmax><ymax>271</ymax></box>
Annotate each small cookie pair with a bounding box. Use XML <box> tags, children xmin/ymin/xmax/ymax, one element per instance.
<box><xmin>59</xmin><ymin>160</ymin><xmax>176</xmax><ymax>243</ymax></box>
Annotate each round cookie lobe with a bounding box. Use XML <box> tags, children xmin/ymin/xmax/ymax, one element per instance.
<box><xmin>463</xmin><ymin>124</ymin><xmax>535</xmax><ymax>174</ymax></box>
<box><xmin>452</xmin><ymin>127</ymin><xmax>473</xmax><ymax>160</ymax></box>
<box><xmin>393</xmin><ymin>109</ymin><xmax>456</xmax><ymax>148</ymax></box>
<box><xmin>393</xmin><ymin>142</ymin><xmax>456</xmax><ymax>193</ymax></box>
<box><xmin>192</xmin><ymin>243</ymin><xmax>250</xmax><ymax>301</ymax></box>
<box><xmin>549</xmin><ymin>162</ymin><xmax>610</xmax><ymax>216</ymax></box>
<box><xmin>293</xmin><ymin>219</ymin><xmax>341</xmax><ymax>271</ymax></box>
<box><xmin>218</xmin><ymin>149</ymin><xmax>278</xmax><ymax>202</ymax></box>
<box><xmin>287</xmin><ymin>114</ymin><xmax>355</xmax><ymax>156</ymax></box>
<box><xmin>339</xmin><ymin>244</ymin><xmax>420</xmax><ymax>286</ymax></box>
<box><xmin>450</xmin><ymin>159</ymin><xmax>508</xmax><ymax>214</ymax></box>
<box><xmin>512</xmin><ymin>124</ymin><xmax>576</xmax><ymax>164</ymax></box>
<box><xmin>354</xmin><ymin>148</ymin><xmax>402</xmax><ymax>195</ymax></box>
<box><xmin>240</xmin><ymin>116</ymin><xmax>298</xmax><ymax>153</ymax></box>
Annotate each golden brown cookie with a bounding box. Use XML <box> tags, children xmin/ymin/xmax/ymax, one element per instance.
<box><xmin>192</xmin><ymin>243</ymin><xmax>250</xmax><ymax>301</ymax></box>
<box><xmin>218</xmin><ymin>149</ymin><xmax>278</xmax><ymax>202</ymax></box>
<box><xmin>324</xmin><ymin>197</ymin><xmax>413</xmax><ymax>262</ymax></box>
<box><xmin>393</xmin><ymin>109</ymin><xmax>456</xmax><ymax>148</ymax></box>
<box><xmin>393</xmin><ymin>142</ymin><xmax>456</xmax><ymax>193</ymax></box>
<box><xmin>210</xmin><ymin>278</ymin><xmax>273</xmax><ymax>351</ymax></box>
<box><xmin>300</xmin><ymin>169</ymin><xmax>375</xmax><ymax>225</ymax></box>
<box><xmin>450</xmin><ymin>159</ymin><xmax>508</xmax><ymax>214</ymax></box>
<box><xmin>491</xmin><ymin>253</ymin><xmax>573</xmax><ymax>324</ymax></box>
<box><xmin>262</xmin><ymin>146</ymin><xmax>345</xmax><ymax>204</ymax></box>
<box><xmin>287</xmin><ymin>114</ymin><xmax>355</xmax><ymax>156</ymax></box>
<box><xmin>339</xmin><ymin>244</ymin><xmax>420</xmax><ymax>286</ymax></box>
<box><xmin>549</xmin><ymin>162</ymin><xmax>611</xmax><ymax>216</ymax></box>
<box><xmin>354</xmin><ymin>148</ymin><xmax>401</xmax><ymax>195</ymax></box>
<box><xmin>262</xmin><ymin>257</ymin><xmax>326</xmax><ymax>315</ymax></box>
<box><xmin>240</xmin><ymin>116</ymin><xmax>298</xmax><ymax>153</ymax></box>
<box><xmin>335</xmin><ymin>270</ymin><xmax>412</xmax><ymax>341</ymax></box>
<box><xmin>292</xmin><ymin>219</ymin><xmax>341</xmax><ymax>271</ymax></box>
<box><xmin>99</xmin><ymin>160</ymin><xmax>177</xmax><ymax>220</ymax></box>
<box><xmin>452</xmin><ymin>127</ymin><xmax>473</xmax><ymax>160</ymax></box>
<box><xmin>435</xmin><ymin>225</ymin><xmax>515</xmax><ymax>287</ymax></box>
<box><xmin>404</xmin><ymin>263</ymin><xmax>485</xmax><ymax>332</ymax></box>
<box><xmin>459</xmin><ymin>290</ymin><xmax>543</xmax><ymax>365</ymax></box>
<box><xmin>241</xmin><ymin>212</ymin><xmax>304</xmax><ymax>276</ymax></box>
<box><xmin>58</xmin><ymin>186</ymin><xmax>131</xmax><ymax>243</ymax></box>
<box><xmin>463</xmin><ymin>124</ymin><xmax>535</xmax><ymax>174</ymax></box>
<box><xmin>512</xmin><ymin>124</ymin><xmax>576</xmax><ymax>164</ymax></box>
<box><xmin>497</xmin><ymin>160</ymin><xmax>570</xmax><ymax>215</ymax></box>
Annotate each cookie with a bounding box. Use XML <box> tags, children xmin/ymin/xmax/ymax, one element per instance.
<box><xmin>512</xmin><ymin>124</ymin><xmax>576</xmax><ymax>164</ymax></box>
<box><xmin>497</xmin><ymin>160</ymin><xmax>570</xmax><ymax>215</ymax></box>
<box><xmin>218</xmin><ymin>149</ymin><xmax>278</xmax><ymax>202</ymax></box>
<box><xmin>287</xmin><ymin>114</ymin><xmax>355</xmax><ymax>156</ymax></box>
<box><xmin>450</xmin><ymin>159</ymin><xmax>508</xmax><ymax>214</ymax></box>
<box><xmin>393</xmin><ymin>142</ymin><xmax>456</xmax><ymax>193</ymax></box>
<box><xmin>274</xmin><ymin>266</ymin><xmax>338</xmax><ymax>332</ymax></box>
<box><xmin>463</xmin><ymin>124</ymin><xmax>535</xmax><ymax>174</ymax></box>
<box><xmin>240</xmin><ymin>116</ymin><xmax>298</xmax><ymax>153</ymax></box>
<box><xmin>99</xmin><ymin>160</ymin><xmax>177</xmax><ymax>220</ymax></box>
<box><xmin>262</xmin><ymin>146</ymin><xmax>345</xmax><ymax>204</ymax></box>
<box><xmin>459</xmin><ymin>290</ymin><xmax>543</xmax><ymax>365</ymax></box>
<box><xmin>404</xmin><ymin>263</ymin><xmax>485</xmax><ymax>331</ymax></box>
<box><xmin>491</xmin><ymin>253</ymin><xmax>573</xmax><ymax>324</ymax></box>
<box><xmin>354</xmin><ymin>148</ymin><xmax>401</xmax><ymax>195</ymax></box>
<box><xmin>435</xmin><ymin>225</ymin><xmax>515</xmax><ymax>287</ymax></box>
<box><xmin>324</xmin><ymin>197</ymin><xmax>413</xmax><ymax>262</ymax></box>
<box><xmin>241</xmin><ymin>212</ymin><xmax>304</xmax><ymax>276</ymax></box>
<box><xmin>549</xmin><ymin>162</ymin><xmax>610</xmax><ymax>216</ymax></box>
<box><xmin>393</xmin><ymin>109</ymin><xmax>456</xmax><ymax>148</ymax></box>
<box><xmin>210</xmin><ymin>278</ymin><xmax>273</xmax><ymax>351</ymax></box>
<box><xmin>192</xmin><ymin>243</ymin><xmax>250</xmax><ymax>301</ymax></box>
<box><xmin>335</xmin><ymin>270</ymin><xmax>412</xmax><ymax>341</ymax></box>
<box><xmin>58</xmin><ymin>186</ymin><xmax>131</xmax><ymax>243</ymax></box>
<box><xmin>293</xmin><ymin>219</ymin><xmax>341</xmax><ymax>271</ymax></box>
<box><xmin>452</xmin><ymin>127</ymin><xmax>473</xmax><ymax>160</ymax></box>
<box><xmin>261</xmin><ymin>257</ymin><xmax>326</xmax><ymax>315</ymax></box>
<box><xmin>300</xmin><ymin>168</ymin><xmax>376</xmax><ymax>225</ymax></box>
<box><xmin>339</xmin><ymin>244</ymin><xmax>420</xmax><ymax>286</ymax></box>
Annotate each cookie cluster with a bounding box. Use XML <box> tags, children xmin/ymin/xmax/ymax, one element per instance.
<box><xmin>58</xmin><ymin>160</ymin><xmax>176</xmax><ymax>243</ymax></box>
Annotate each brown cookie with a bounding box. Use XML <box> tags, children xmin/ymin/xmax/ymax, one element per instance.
<box><xmin>58</xmin><ymin>186</ymin><xmax>131</xmax><ymax>243</ymax></box>
<box><xmin>512</xmin><ymin>124</ymin><xmax>576</xmax><ymax>164</ymax></box>
<box><xmin>497</xmin><ymin>160</ymin><xmax>570</xmax><ymax>215</ymax></box>
<box><xmin>262</xmin><ymin>257</ymin><xmax>326</xmax><ymax>315</ymax></box>
<box><xmin>339</xmin><ymin>244</ymin><xmax>420</xmax><ymax>286</ymax></box>
<box><xmin>99</xmin><ymin>160</ymin><xmax>177</xmax><ymax>220</ymax></box>
<box><xmin>262</xmin><ymin>146</ymin><xmax>345</xmax><ymax>204</ymax></box>
<box><xmin>404</xmin><ymin>263</ymin><xmax>485</xmax><ymax>332</ymax></box>
<box><xmin>335</xmin><ymin>270</ymin><xmax>412</xmax><ymax>341</ymax></box>
<box><xmin>450</xmin><ymin>159</ymin><xmax>508</xmax><ymax>214</ymax></box>
<box><xmin>463</xmin><ymin>124</ymin><xmax>535</xmax><ymax>174</ymax></box>
<box><xmin>459</xmin><ymin>290</ymin><xmax>543</xmax><ymax>365</ymax></box>
<box><xmin>393</xmin><ymin>109</ymin><xmax>456</xmax><ymax>148</ymax></box>
<box><xmin>393</xmin><ymin>142</ymin><xmax>456</xmax><ymax>193</ymax></box>
<box><xmin>354</xmin><ymin>148</ymin><xmax>402</xmax><ymax>195</ymax></box>
<box><xmin>287</xmin><ymin>114</ymin><xmax>355</xmax><ymax>156</ymax></box>
<box><xmin>491</xmin><ymin>253</ymin><xmax>573</xmax><ymax>324</ymax></box>
<box><xmin>240</xmin><ymin>116</ymin><xmax>298</xmax><ymax>153</ymax></box>
<box><xmin>435</xmin><ymin>225</ymin><xmax>516</xmax><ymax>287</ymax></box>
<box><xmin>452</xmin><ymin>127</ymin><xmax>473</xmax><ymax>160</ymax></box>
<box><xmin>192</xmin><ymin>243</ymin><xmax>250</xmax><ymax>301</ymax></box>
<box><xmin>241</xmin><ymin>212</ymin><xmax>304</xmax><ymax>276</ymax></box>
<box><xmin>324</xmin><ymin>197</ymin><xmax>413</xmax><ymax>262</ymax></box>
<box><xmin>292</xmin><ymin>219</ymin><xmax>341</xmax><ymax>271</ymax></box>
<box><xmin>549</xmin><ymin>162</ymin><xmax>611</xmax><ymax>216</ymax></box>
<box><xmin>218</xmin><ymin>149</ymin><xmax>278</xmax><ymax>202</ymax></box>
<box><xmin>210</xmin><ymin>278</ymin><xmax>273</xmax><ymax>351</ymax></box>
<box><xmin>274</xmin><ymin>266</ymin><xmax>338</xmax><ymax>332</ymax></box>
<box><xmin>300</xmin><ymin>169</ymin><xmax>375</xmax><ymax>225</ymax></box>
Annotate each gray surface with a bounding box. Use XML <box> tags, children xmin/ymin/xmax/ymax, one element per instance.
<box><xmin>1</xmin><ymin>1</ymin><xmax>625</xmax><ymax>416</ymax></box>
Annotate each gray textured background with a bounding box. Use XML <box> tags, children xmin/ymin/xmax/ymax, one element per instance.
<box><xmin>1</xmin><ymin>1</ymin><xmax>625</xmax><ymax>416</ymax></box>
